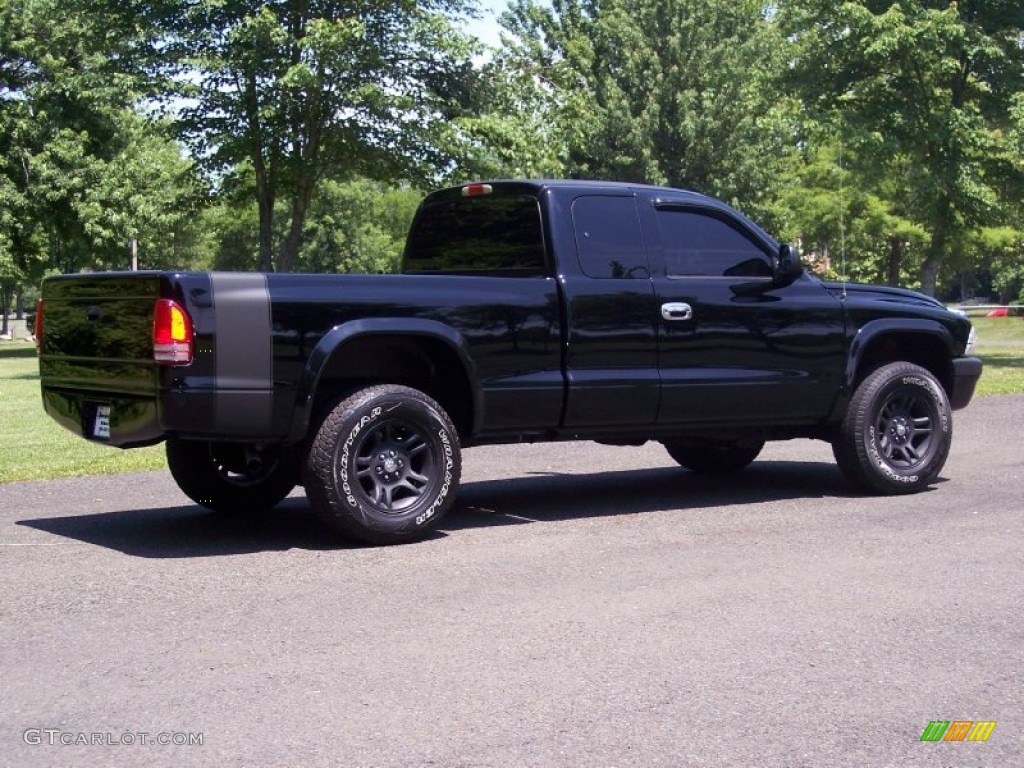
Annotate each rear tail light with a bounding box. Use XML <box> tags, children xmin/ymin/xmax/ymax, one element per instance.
<box><xmin>153</xmin><ymin>298</ymin><xmax>193</xmax><ymax>365</ymax></box>
<box><xmin>33</xmin><ymin>298</ymin><xmax>44</xmax><ymax>354</ymax></box>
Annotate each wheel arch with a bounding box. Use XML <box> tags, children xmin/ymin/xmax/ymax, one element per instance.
<box><xmin>842</xmin><ymin>319</ymin><xmax>957</xmax><ymax>404</ymax></box>
<box><xmin>289</xmin><ymin>319</ymin><xmax>481</xmax><ymax>442</ymax></box>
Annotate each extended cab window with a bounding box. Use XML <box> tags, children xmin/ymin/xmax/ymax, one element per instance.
<box><xmin>404</xmin><ymin>194</ymin><xmax>547</xmax><ymax>275</ymax></box>
<box><xmin>572</xmin><ymin>196</ymin><xmax>649</xmax><ymax>279</ymax></box>
<box><xmin>657</xmin><ymin>208</ymin><xmax>772</xmax><ymax>278</ymax></box>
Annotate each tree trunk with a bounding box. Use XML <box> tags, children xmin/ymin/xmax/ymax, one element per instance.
<box><xmin>246</xmin><ymin>71</ymin><xmax>275</xmax><ymax>273</ymax></box>
<box><xmin>920</xmin><ymin>197</ymin><xmax>951</xmax><ymax>297</ymax></box>
<box><xmin>276</xmin><ymin>98</ymin><xmax>321</xmax><ymax>273</ymax></box>
<box><xmin>1</xmin><ymin>286</ymin><xmax>11</xmax><ymax>337</ymax></box>
<box><xmin>277</xmin><ymin>179</ymin><xmax>315</xmax><ymax>273</ymax></box>
<box><xmin>887</xmin><ymin>237</ymin><xmax>902</xmax><ymax>287</ymax></box>
<box><xmin>256</xmin><ymin>179</ymin><xmax>275</xmax><ymax>273</ymax></box>
<box><xmin>920</xmin><ymin>254</ymin><xmax>941</xmax><ymax>298</ymax></box>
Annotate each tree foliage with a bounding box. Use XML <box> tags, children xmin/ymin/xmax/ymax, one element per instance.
<box><xmin>441</xmin><ymin>45</ymin><xmax>567</xmax><ymax>180</ymax></box>
<box><xmin>2</xmin><ymin>0</ymin><xmax>1022</xmax><ymax>304</ymax></box>
<box><xmin>779</xmin><ymin>0</ymin><xmax>1024</xmax><ymax>296</ymax></box>
<box><xmin>204</xmin><ymin>177</ymin><xmax>420</xmax><ymax>273</ymax></box>
<box><xmin>170</xmin><ymin>0</ymin><xmax>476</xmax><ymax>273</ymax></box>
<box><xmin>489</xmin><ymin>0</ymin><xmax>791</xmax><ymax>218</ymax></box>
<box><xmin>0</xmin><ymin>0</ymin><xmax>204</xmax><ymax>280</ymax></box>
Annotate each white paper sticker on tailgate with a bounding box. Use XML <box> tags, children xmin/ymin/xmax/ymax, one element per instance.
<box><xmin>93</xmin><ymin>405</ymin><xmax>111</xmax><ymax>439</ymax></box>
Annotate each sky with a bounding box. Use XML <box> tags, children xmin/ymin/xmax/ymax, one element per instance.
<box><xmin>463</xmin><ymin>0</ymin><xmax>509</xmax><ymax>49</ymax></box>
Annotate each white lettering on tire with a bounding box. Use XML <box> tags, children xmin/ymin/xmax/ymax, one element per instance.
<box><xmin>340</xmin><ymin>406</ymin><xmax>382</xmax><ymax>508</ymax></box>
<box><xmin>415</xmin><ymin>427</ymin><xmax>454</xmax><ymax>527</ymax></box>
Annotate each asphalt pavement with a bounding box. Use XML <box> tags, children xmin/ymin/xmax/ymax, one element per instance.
<box><xmin>1</xmin><ymin>395</ymin><xmax>1022</xmax><ymax>767</ymax></box>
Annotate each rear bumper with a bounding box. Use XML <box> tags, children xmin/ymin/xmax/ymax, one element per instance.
<box><xmin>949</xmin><ymin>356</ymin><xmax>983</xmax><ymax>411</ymax></box>
<box><xmin>42</xmin><ymin>388</ymin><xmax>164</xmax><ymax>448</ymax></box>
<box><xmin>42</xmin><ymin>385</ymin><xmax>284</xmax><ymax>447</ymax></box>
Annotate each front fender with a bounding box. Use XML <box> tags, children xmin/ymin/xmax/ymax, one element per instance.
<box><xmin>829</xmin><ymin>318</ymin><xmax>959</xmax><ymax>422</ymax></box>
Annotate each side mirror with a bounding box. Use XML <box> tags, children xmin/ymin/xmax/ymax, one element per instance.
<box><xmin>774</xmin><ymin>243</ymin><xmax>804</xmax><ymax>285</ymax></box>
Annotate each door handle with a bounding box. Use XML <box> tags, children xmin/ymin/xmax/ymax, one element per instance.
<box><xmin>661</xmin><ymin>302</ymin><xmax>693</xmax><ymax>321</ymax></box>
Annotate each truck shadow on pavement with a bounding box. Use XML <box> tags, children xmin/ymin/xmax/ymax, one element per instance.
<box><xmin>443</xmin><ymin>461</ymin><xmax>872</xmax><ymax>532</ymax></box>
<box><xmin>14</xmin><ymin>459</ymin><xmax>894</xmax><ymax>558</ymax></box>
<box><xmin>18</xmin><ymin>497</ymin><xmax>345</xmax><ymax>558</ymax></box>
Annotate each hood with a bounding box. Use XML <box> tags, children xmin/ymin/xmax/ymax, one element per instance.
<box><xmin>821</xmin><ymin>281</ymin><xmax>946</xmax><ymax>310</ymax></box>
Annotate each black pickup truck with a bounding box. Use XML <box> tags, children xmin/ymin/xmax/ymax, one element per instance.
<box><xmin>36</xmin><ymin>180</ymin><xmax>983</xmax><ymax>543</ymax></box>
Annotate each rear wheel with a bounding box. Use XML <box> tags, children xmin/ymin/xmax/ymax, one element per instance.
<box><xmin>832</xmin><ymin>362</ymin><xmax>951</xmax><ymax>494</ymax></box>
<box><xmin>304</xmin><ymin>384</ymin><xmax>461</xmax><ymax>545</ymax></box>
<box><xmin>662</xmin><ymin>437</ymin><xmax>764</xmax><ymax>473</ymax></box>
<box><xmin>166</xmin><ymin>439</ymin><xmax>299</xmax><ymax>514</ymax></box>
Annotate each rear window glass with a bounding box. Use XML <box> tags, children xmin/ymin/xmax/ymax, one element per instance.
<box><xmin>403</xmin><ymin>194</ymin><xmax>548</xmax><ymax>275</ymax></box>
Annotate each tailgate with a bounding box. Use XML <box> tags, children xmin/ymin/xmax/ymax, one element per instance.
<box><xmin>38</xmin><ymin>273</ymin><xmax>176</xmax><ymax>446</ymax></box>
<box><xmin>39</xmin><ymin>273</ymin><xmax>163</xmax><ymax>391</ymax></box>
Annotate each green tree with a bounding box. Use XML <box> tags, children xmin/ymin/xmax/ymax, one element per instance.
<box><xmin>969</xmin><ymin>226</ymin><xmax>1024</xmax><ymax>304</ymax></box>
<box><xmin>441</xmin><ymin>39</ymin><xmax>568</xmax><ymax>180</ymax></box>
<box><xmin>495</xmin><ymin>0</ymin><xmax>791</xmax><ymax>217</ymax></box>
<box><xmin>1</xmin><ymin>0</ymin><xmax>121</xmax><ymax>298</ymax></box>
<box><xmin>299</xmin><ymin>178</ymin><xmax>421</xmax><ymax>273</ymax></box>
<box><xmin>779</xmin><ymin>0</ymin><xmax>1024</xmax><ymax>296</ymax></box>
<box><xmin>172</xmin><ymin>0</ymin><xmax>476</xmax><ymax>273</ymax></box>
<box><xmin>72</xmin><ymin>114</ymin><xmax>204</xmax><ymax>270</ymax></box>
<box><xmin>202</xmin><ymin>196</ymin><xmax>263</xmax><ymax>271</ymax></box>
<box><xmin>205</xmin><ymin>176</ymin><xmax>421</xmax><ymax>273</ymax></box>
<box><xmin>773</xmin><ymin>133</ymin><xmax>929</xmax><ymax>287</ymax></box>
<box><xmin>0</xmin><ymin>0</ymin><xmax>205</xmax><ymax>291</ymax></box>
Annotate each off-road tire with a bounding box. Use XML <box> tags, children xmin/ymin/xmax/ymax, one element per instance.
<box><xmin>166</xmin><ymin>438</ymin><xmax>299</xmax><ymax>514</ymax></box>
<box><xmin>832</xmin><ymin>362</ymin><xmax>952</xmax><ymax>494</ymax></box>
<box><xmin>304</xmin><ymin>385</ymin><xmax>461</xmax><ymax>545</ymax></box>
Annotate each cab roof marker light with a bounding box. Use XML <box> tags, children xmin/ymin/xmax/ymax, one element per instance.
<box><xmin>461</xmin><ymin>183</ymin><xmax>493</xmax><ymax>197</ymax></box>
<box><xmin>153</xmin><ymin>298</ymin><xmax>194</xmax><ymax>365</ymax></box>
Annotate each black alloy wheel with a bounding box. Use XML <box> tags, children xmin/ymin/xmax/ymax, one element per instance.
<box><xmin>166</xmin><ymin>439</ymin><xmax>299</xmax><ymax>514</ymax></box>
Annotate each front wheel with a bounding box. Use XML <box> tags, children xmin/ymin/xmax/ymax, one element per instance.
<box><xmin>166</xmin><ymin>439</ymin><xmax>299</xmax><ymax>514</ymax></box>
<box><xmin>832</xmin><ymin>362</ymin><xmax>952</xmax><ymax>494</ymax></box>
<box><xmin>304</xmin><ymin>385</ymin><xmax>461</xmax><ymax>545</ymax></box>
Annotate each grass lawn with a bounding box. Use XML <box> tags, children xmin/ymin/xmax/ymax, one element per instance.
<box><xmin>1</xmin><ymin>314</ymin><xmax>1021</xmax><ymax>484</ymax></box>
<box><xmin>968</xmin><ymin>314</ymin><xmax>1024</xmax><ymax>343</ymax></box>
<box><xmin>974</xmin><ymin>347</ymin><xmax>1024</xmax><ymax>396</ymax></box>
<box><xmin>0</xmin><ymin>344</ymin><xmax>165</xmax><ymax>484</ymax></box>
<box><xmin>970</xmin><ymin>316</ymin><xmax>1024</xmax><ymax>397</ymax></box>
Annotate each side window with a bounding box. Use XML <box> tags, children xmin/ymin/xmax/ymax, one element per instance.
<box><xmin>657</xmin><ymin>208</ymin><xmax>772</xmax><ymax>278</ymax></box>
<box><xmin>572</xmin><ymin>196</ymin><xmax>649</xmax><ymax>279</ymax></box>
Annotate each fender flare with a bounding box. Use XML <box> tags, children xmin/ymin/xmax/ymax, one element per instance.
<box><xmin>830</xmin><ymin>317</ymin><xmax>957</xmax><ymax>421</ymax></box>
<box><xmin>288</xmin><ymin>318</ymin><xmax>482</xmax><ymax>441</ymax></box>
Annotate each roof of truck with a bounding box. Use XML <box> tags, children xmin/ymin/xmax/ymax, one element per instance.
<box><xmin>426</xmin><ymin>179</ymin><xmax>777</xmax><ymax>248</ymax></box>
